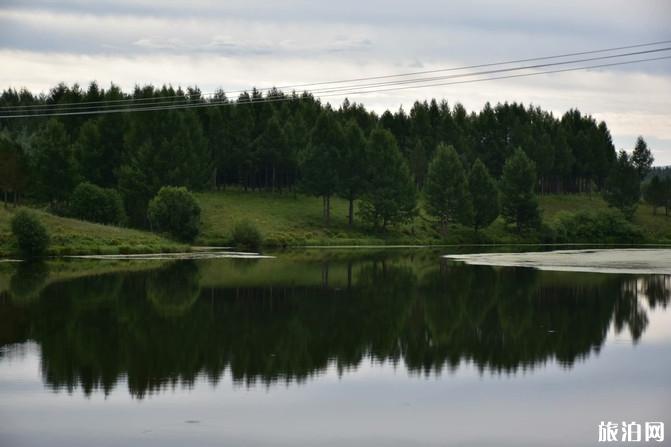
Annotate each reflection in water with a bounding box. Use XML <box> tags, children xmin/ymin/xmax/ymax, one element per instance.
<box><xmin>0</xmin><ymin>252</ymin><xmax>668</xmax><ymax>398</ymax></box>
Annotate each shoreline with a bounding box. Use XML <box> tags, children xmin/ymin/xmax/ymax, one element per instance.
<box><xmin>3</xmin><ymin>242</ymin><xmax>671</xmax><ymax>262</ymax></box>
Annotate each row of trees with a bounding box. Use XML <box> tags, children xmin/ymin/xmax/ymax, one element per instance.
<box><xmin>644</xmin><ymin>175</ymin><xmax>671</xmax><ymax>216</ymax></box>
<box><xmin>601</xmin><ymin>138</ymin><xmax>655</xmax><ymax>220</ymax></box>
<box><xmin>0</xmin><ymin>82</ymin><xmax>657</xmax><ymax>232</ymax></box>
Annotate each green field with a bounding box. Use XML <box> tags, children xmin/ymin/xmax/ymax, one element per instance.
<box><xmin>0</xmin><ymin>206</ymin><xmax>185</xmax><ymax>257</ymax></box>
<box><xmin>196</xmin><ymin>190</ymin><xmax>671</xmax><ymax>247</ymax></box>
<box><xmin>1</xmin><ymin>191</ymin><xmax>670</xmax><ymax>257</ymax></box>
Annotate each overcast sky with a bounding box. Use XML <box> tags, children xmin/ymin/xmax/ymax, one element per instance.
<box><xmin>1</xmin><ymin>0</ymin><xmax>670</xmax><ymax>164</ymax></box>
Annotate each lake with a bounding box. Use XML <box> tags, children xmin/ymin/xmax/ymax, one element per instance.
<box><xmin>1</xmin><ymin>248</ymin><xmax>669</xmax><ymax>446</ymax></box>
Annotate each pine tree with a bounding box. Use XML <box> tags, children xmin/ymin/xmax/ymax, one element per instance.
<box><xmin>253</xmin><ymin>115</ymin><xmax>287</xmax><ymax>191</ymax></box>
<box><xmin>338</xmin><ymin>120</ymin><xmax>368</xmax><ymax>225</ymax></box>
<box><xmin>230</xmin><ymin>99</ymin><xmax>255</xmax><ymax>189</ymax></box>
<box><xmin>468</xmin><ymin>159</ymin><xmax>499</xmax><ymax>231</ymax></box>
<box><xmin>643</xmin><ymin>175</ymin><xmax>665</xmax><ymax>215</ymax></box>
<box><xmin>409</xmin><ymin>140</ymin><xmax>427</xmax><ymax>188</ymax></box>
<box><xmin>0</xmin><ymin>135</ymin><xmax>24</xmax><ymax>206</ymax></box>
<box><xmin>424</xmin><ymin>143</ymin><xmax>473</xmax><ymax>231</ymax></box>
<box><xmin>500</xmin><ymin>147</ymin><xmax>541</xmax><ymax>231</ymax></box>
<box><xmin>663</xmin><ymin>177</ymin><xmax>671</xmax><ymax>216</ymax></box>
<box><xmin>631</xmin><ymin>136</ymin><xmax>654</xmax><ymax>180</ymax></box>
<box><xmin>359</xmin><ymin>128</ymin><xmax>416</xmax><ymax>229</ymax></box>
<box><xmin>73</xmin><ymin>119</ymin><xmax>105</xmax><ymax>186</ymax></box>
<box><xmin>603</xmin><ymin>150</ymin><xmax>640</xmax><ymax>220</ymax></box>
<box><xmin>205</xmin><ymin>106</ymin><xmax>229</xmax><ymax>189</ymax></box>
<box><xmin>31</xmin><ymin>119</ymin><xmax>79</xmax><ymax>202</ymax></box>
<box><xmin>119</xmin><ymin>109</ymin><xmax>211</xmax><ymax>226</ymax></box>
<box><xmin>301</xmin><ymin>112</ymin><xmax>343</xmax><ymax>225</ymax></box>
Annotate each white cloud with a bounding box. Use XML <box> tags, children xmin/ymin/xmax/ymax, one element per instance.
<box><xmin>0</xmin><ymin>1</ymin><xmax>670</xmax><ymax>163</ymax></box>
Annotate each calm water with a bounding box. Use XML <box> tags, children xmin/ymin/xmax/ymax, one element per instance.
<box><xmin>0</xmin><ymin>249</ymin><xmax>669</xmax><ymax>446</ymax></box>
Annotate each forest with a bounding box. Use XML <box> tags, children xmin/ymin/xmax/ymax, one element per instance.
<box><xmin>0</xmin><ymin>82</ymin><xmax>664</xmax><ymax>246</ymax></box>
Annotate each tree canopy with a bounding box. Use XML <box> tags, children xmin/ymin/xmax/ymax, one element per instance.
<box><xmin>0</xmin><ymin>82</ymin><xmax>650</xmax><ymax>236</ymax></box>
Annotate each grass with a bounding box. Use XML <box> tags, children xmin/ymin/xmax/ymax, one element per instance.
<box><xmin>196</xmin><ymin>190</ymin><xmax>443</xmax><ymax>247</ymax></box>
<box><xmin>1</xmin><ymin>191</ymin><xmax>670</xmax><ymax>257</ymax></box>
<box><xmin>0</xmin><ymin>206</ymin><xmax>186</xmax><ymax>257</ymax></box>
<box><xmin>196</xmin><ymin>190</ymin><xmax>671</xmax><ymax>247</ymax></box>
<box><xmin>540</xmin><ymin>194</ymin><xmax>671</xmax><ymax>243</ymax></box>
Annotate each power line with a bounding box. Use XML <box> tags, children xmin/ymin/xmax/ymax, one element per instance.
<box><xmin>0</xmin><ymin>55</ymin><xmax>668</xmax><ymax>119</ymax></box>
<box><xmin>2</xmin><ymin>46</ymin><xmax>670</xmax><ymax>114</ymax></box>
<box><xmin>315</xmin><ymin>55</ymin><xmax>671</xmax><ymax>97</ymax></box>
<box><xmin>2</xmin><ymin>39</ymin><xmax>670</xmax><ymax>111</ymax></box>
<box><xmin>287</xmin><ymin>47</ymin><xmax>671</xmax><ymax>94</ymax></box>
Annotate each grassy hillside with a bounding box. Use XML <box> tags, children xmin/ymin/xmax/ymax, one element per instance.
<box><xmin>196</xmin><ymin>190</ymin><xmax>671</xmax><ymax>247</ymax></box>
<box><xmin>0</xmin><ymin>206</ymin><xmax>185</xmax><ymax>257</ymax></box>
<box><xmin>1</xmin><ymin>192</ymin><xmax>669</xmax><ymax>258</ymax></box>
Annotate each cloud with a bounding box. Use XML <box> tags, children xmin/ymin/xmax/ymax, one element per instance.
<box><xmin>132</xmin><ymin>37</ymin><xmax>186</xmax><ymax>51</ymax></box>
<box><xmin>0</xmin><ymin>0</ymin><xmax>670</xmax><ymax>163</ymax></box>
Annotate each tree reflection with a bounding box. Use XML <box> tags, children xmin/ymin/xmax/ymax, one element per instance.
<box><xmin>146</xmin><ymin>261</ymin><xmax>201</xmax><ymax>317</ymax></box>
<box><xmin>0</xmin><ymin>253</ymin><xmax>668</xmax><ymax>398</ymax></box>
<box><xmin>9</xmin><ymin>261</ymin><xmax>49</xmax><ymax>305</ymax></box>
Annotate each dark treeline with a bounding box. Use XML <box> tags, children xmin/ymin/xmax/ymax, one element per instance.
<box><xmin>1</xmin><ymin>254</ymin><xmax>666</xmax><ymax>397</ymax></box>
<box><xmin>1</xmin><ymin>82</ymin><xmax>620</xmax><ymax>226</ymax></box>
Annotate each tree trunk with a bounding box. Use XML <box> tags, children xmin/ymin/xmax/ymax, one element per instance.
<box><xmin>348</xmin><ymin>197</ymin><xmax>354</xmax><ymax>226</ymax></box>
<box><xmin>272</xmin><ymin>165</ymin><xmax>276</xmax><ymax>192</ymax></box>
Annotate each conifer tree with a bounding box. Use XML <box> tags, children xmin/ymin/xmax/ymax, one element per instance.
<box><xmin>253</xmin><ymin>115</ymin><xmax>287</xmax><ymax>191</ymax></box>
<box><xmin>409</xmin><ymin>140</ymin><xmax>428</xmax><ymax>188</ymax></box>
<box><xmin>338</xmin><ymin>120</ymin><xmax>368</xmax><ymax>225</ymax></box>
<box><xmin>468</xmin><ymin>159</ymin><xmax>499</xmax><ymax>231</ymax></box>
<box><xmin>643</xmin><ymin>175</ymin><xmax>665</xmax><ymax>215</ymax></box>
<box><xmin>359</xmin><ymin>128</ymin><xmax>416</xmax><ymax>229</ymax></box>
<box><xmin>0</xmin><ymin>135</ymin><xmax>24</xmax><ymax>206</ymax></box>
<box><xmin>631</xmin><ymin>136</ymin><xmax>654</xmax><ymax>180</ymax></box>
<box><xmin>31</xmin><ymin>119</ymin><xmax>78</xmax><ymax>202</ymax></box>
<box><xmin>424</xmin><ymin>143</ymin><xmax>473</xmax><ymax>231</ymax></box>
<box><xmin>500</xmin><ymin>147</ymin><xmax>541</xmax><ymax>231</ymax></box>
<box><xmin>603</xmin><ymin>150</ymin><xmax>640</xmax><ymax>220</ymax></box>
<box><xmin>301</xmin><ymin>112</ymin><xmax>343</xmax><ymax>225</ymax></box>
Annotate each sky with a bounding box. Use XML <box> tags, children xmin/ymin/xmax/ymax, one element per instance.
<box><xmin>1</xmin><ymin>0</ymin><xmax>670</xmax><ymax>164</ymax></box>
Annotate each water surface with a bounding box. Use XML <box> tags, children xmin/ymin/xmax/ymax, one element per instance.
<box><xmin>1</xmin><ymin>249</ymin><xmax>669</xmax><ymax>446</ymax></box>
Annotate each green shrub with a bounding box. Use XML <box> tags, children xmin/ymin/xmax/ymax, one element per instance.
<box><xmin>11</xmin><ymin>210</ymin><xmax>50</xmax><ymax>258</ymax></box>
<box><xmin>70</xmin><ymin>182</ymin><xmax>126</xmax><ymax>225</ymax></box>
<box><xmin>551</xmin><ymin>210</ymin><xmax>644</xmax><ymax>243</ymax></box>
<box><xmin>231</xmin><ymin>219</ymin><xmax>263</xmax><ymax>251</ymax></box>
<box><xmin>147</xmin><ymin>186</ymin><xmax>201</xmax><ymax>242</ymax></box>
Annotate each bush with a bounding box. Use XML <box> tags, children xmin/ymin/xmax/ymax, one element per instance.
<box><xmin>231</xmin><ymin>219</ymin><xmax>263</xmax><ymax>251</ymax></box>
<box><xmin>147</xmin><ymin>186</ymin><xmax>201</xmax><ymax>242</ymax></box>
<box><xmin>551</xmin><ymin>210</ymin><xmax>644</xmax><ymax>243</ymax></box>
<box><xmin>11</xmin><ymin>210</ymin><xmax>50</xmax><ymax>258</ymax></box>
<box><xmin>70</xmin><ymin>182</ymin><xmax>126</xmax><ymax>225</ymax></box>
